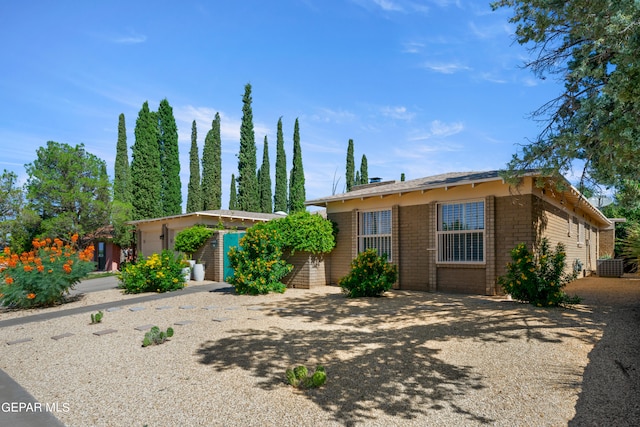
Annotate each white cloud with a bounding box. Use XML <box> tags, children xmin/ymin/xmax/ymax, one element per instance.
<box><xmin>408</xmin><ymin>120</ymin><xmax>464</xmax><ymax>140</ymax></box>
<box><xmin>380</xmin><ymin>105</ymin><xmax>415</xmax><ymax>121</ymax></box>
<box><xmin>111</xmin><ymin>30</ymin><xmax>147</xmax><ymax>44</ymax></box>
<box><xmin>422</xmin><ymin>62</ymin><xmax>471</xmax><ymax>74</ymax></box>
<box><xmin>373</xmin><ymin>0</ymin><xmax>404</xmax><ymax>11</ymax></box>
<box><xmin>310</xmin><ymin>107</ymin><xmax>356</xmax><ymax>124</ymax></box>
<box><xmin>402</xmin><ymin>41</ymin><xmax>425</xmax><ymax>54</ymax></box>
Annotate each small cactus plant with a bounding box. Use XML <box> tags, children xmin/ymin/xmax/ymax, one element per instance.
<box><xmin>285</xmin><ymin>364</ymin><xmax>326</xmax><ymax>389</ymax></box>
<box><xmin>142</xmin><ymin>326</ymin><xmax>174</xmax><ymax>347</ymax></box>
<box><xmin>90</xmin><ymin>311</ymin><xmax>104</xmax><ymax>324</ymax></box>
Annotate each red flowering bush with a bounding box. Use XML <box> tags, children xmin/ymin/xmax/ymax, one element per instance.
<box><xmin>0</xmin><ymin>234</ymin><xmax>95</xmax><ymax>308</ymax></box>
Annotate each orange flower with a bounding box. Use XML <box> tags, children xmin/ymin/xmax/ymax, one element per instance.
<box><xmin>5</xmin><ymin>277</ymin><xmax>13</xmax><ymax>285</ymax></box>
<box><xmin>37</xmin><ymin>265</ymin><xmax>44</xmax><ymax>272</ymax></box>
<box><xmin>63</xmin><ymin>264</ymin><xmax>72</xmax><ymax>274</ymax></box>
<box><xmin>3</xmin><ymin>247</ymin><xmax>10</xmax><ymax>255</ymax></box>
<box><xmin>23</xmin><ymin>265</ymin><xmax>34</xmax><ymax>272</ymax></box>
<box><xmin>71</xmin><ymin>233</ymin><xmax>78</xmax><ymax>243</ymax></box>
<box><xmin>26</xmin><ymin>293</ymin><xmax>36</xmax><ymax>299</ymax></box>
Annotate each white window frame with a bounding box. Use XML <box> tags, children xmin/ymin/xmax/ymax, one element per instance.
<box><xmin>437</xmin><ymin>200</ymin><xmax>485</xmax><ymax>264</ymax></box>
<box><xmin>578</xmin><ymin>221</ymin><xmax>585</xmax><ymax>246</ymax></box>
<box><xmin>358</xmin><ymin>209</ymin><xmax>392</xmax><ymax>261</ymax></box>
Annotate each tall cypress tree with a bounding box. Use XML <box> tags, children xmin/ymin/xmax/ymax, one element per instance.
<box><xmin>229</xmin><ymin>173</ymin><xmax>237</xmax><ymax>210</ymax></box>
<box><xmin>131</xmin><ymin>101</ymin><xmax>161</xmax><ymax>220</ymax></box>
<box><xmin>273</xmin><ymin>117</ymin><xmax>288</xmax><ymax>212</ymax></box>
<box><xmin>157</xmin><ymin>99</ymin><xmax>181</xmax><ymax>215</ymax></box>
<box><xmin>360</xmin><ymin>154</ymin><xmax>368</xmax><ymax>185</ymax></box>
<box><xmin>202</xmin><ymin>113</ymin><xmax>222</xmax><ymax>210</ymax></box>
<box><xmin>237</xmin><ymin>83</ymin><xmax>259</xmax><ymax>211</ymax></box>
<box><xmin>113</xmin><ymin>113</ymin><xmax>131</xmax><ymax>204</ymax></box>
<box><xmin>259</xmin><ymin>136</ymin><xmax>272</xmax><ymax>213</ymax></box>
<box><xmin>346</xmin><ymin>139</ymin><xmax>355</xmax><ymax>192</ymax></box>
<box><xmin>186</xmin><ymin>120</ymin><xmax>202</xmax><ymax>213</ymax></box>
<box><xmin>288</xmin><ymin>118</ymin><xmax>306</xmax><ymax>213</ymax></box>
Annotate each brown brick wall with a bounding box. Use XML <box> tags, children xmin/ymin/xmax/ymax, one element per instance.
<box><xmin>397</xmin><ymin>204</ymin><xmax>430</xmax><ymax>291</ymax></box>
<box><xmin>327</xmin><ymin>211</ymin><xmax>353</xmax><ymax>285</ymax></box>
<box><xmin>282</xmin><ymin>252</ymin><xmax>330</xmax><ymax>288</ymax></box>
<box><xmin>437</xmin><ymin>265</ymin><xmax>486</xmax><ymax>294</ymax></box>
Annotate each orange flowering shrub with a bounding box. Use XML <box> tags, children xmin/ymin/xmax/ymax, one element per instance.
<box><xmin>0</xmin><ymin>235</ymin><xmax>95</xmax><ymax>308</ymax></box>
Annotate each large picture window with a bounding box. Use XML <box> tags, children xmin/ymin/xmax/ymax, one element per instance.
<box><xmin>358</xmin><ymin>209</ymin><xmax>392</xmax><ymax>261</ymax></box>
<box><xmin>437</xmin><ymin>201</ymin><xmax>484</xmax><ymax>263</ymax></box>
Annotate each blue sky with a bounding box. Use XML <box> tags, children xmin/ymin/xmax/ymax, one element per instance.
<box><xmin>0</xmin><ymin>0</ymin><xmax>564</xmax><ymax>210</ymax></box>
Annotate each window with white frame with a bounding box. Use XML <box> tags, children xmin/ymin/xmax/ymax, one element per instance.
<box><xmin>358</xmin><ymin>209</ymin><xmax>392</xmax><ymax>261</ymax></box>
<box><xmin>578</xmin><ymin>221</ymin><xmax>585</xmax><ymax>244</ymax></box>
<box><xmin>437</xmin><ymin>200</ymin><xmax>485</xmax><ymax>263</ymax></box>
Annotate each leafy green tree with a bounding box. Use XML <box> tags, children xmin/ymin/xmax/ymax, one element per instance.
<box><xmin>0</xmin><ymin>170</ymin><xmax>24</xmax><ymax>247</ymax></box>
<box><xmin>113</xmin><ymin>113</ymin><xmax>131</xmax><ymax>204</ymax></box>
<box><xmin>493</xmin><ymin>0</ymin><xmax>640</xmax><ymax>187</ymax></box>
<box><xmin>229</xmin><ymin>173</ymin><xmax>238</xmax><ymax>210</ymax></box>
<box><xmin>187</xmin><ymin>120</ymin><xmax>202</xmax><ymax>213</ymax></box>
<box><xmin>132</xmin><ymin>101</ymin><xmax>162</xmax><ymax>220</ymax></box>
<box><xmin>25</xmin><ymin>142</ymin><xmax>110</xmax><ymax>241</ymax></box>
<box><xmin>112</xmin><ymin>113</ymin><xmax>134</xmax><ymax>249</ymax></box>
<box><xmin>157</xmin><ymin>98</ymin><xmax>181</xmax><ymax>216</ymax></box>
<box><xmin>360</xmin><ymin>154</ymin><xmax>368</xmax><ymax>185</ymax></box>
<box><xmin>237</xmin><ymin>83</ymin><xmax>259</xmax><ymax>211</ymax></box>
<box><xmin>288</xmin><ymin>118</ymin><xmax>306</xmax><ymax>213</ymax></box>
<box><xmin>259</xmin><ymin>136</ymin><xmax>273</xmax><ymax>213</ymax></box>
<box><xmin>400</xmin><ymin>173</ymin><xmax>405</xmax><ymax>182</ymax></box>
<box><xmin>346</xmin><ymin>139</ymin><xmax>355</xmax><ymax>191</ymax></box>
<box><xmin>202</xmin><ymin>113</ymin><xmax>222</xmax><ymax>210</ymax></box>
<box><xmin>274</xmin><ymin>117</ymin><xmax>288</xmax><ymax>212</ymax></box>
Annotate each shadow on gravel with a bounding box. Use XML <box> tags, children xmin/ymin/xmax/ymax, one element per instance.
<box><xmin>568</xmin><ymin>276</ymin><xmax>640</xmax><ymax>426</ymax></box>
<box><xmin>196</xmin><ymin>288</ymin><xmax>601</xmax><ymax>426</ymax></box>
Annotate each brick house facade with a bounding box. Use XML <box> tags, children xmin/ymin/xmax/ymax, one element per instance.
<box><xmin>306</xmin><ymin>171</ymin><xmax>611</xmax><ymax>295</ymax></box>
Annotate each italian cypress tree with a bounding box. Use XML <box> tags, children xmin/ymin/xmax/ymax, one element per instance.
<box><xmin>229</xmin><ymin>173</ymin><xmax>237</xmax><ymax>210</ymax></box>
<box><xmin>202</xmin><ymin>113</ymin><xmax>222</xmax><ymax>210</ymax></box>
<box><xmin>273</xmin><ymin>117</ymin><xmax>288</xmax><ymax>212</ymax></box>
<box><xmin>157</xmin><ymin>98</ymin><xmax>181</xmax><ymax>215</ymax></box>
<box><xmin>360</xmin><ymin>154</ymin><xmax>368</xmax><ymax>185</ymax></box>
<box><xmin>237</xmin><ymin>83</ymin><xmax>259</xmax><ymax>211</ymax></box>
<box><xmin>131</xmin><ymin>101</ymin><xmax>161</xmax><ymax>220</ymax></box>
<box><xmin>186</xmin><ymin>120</ymin><xmax>202</xmax><ymax>213</ymax></box>
<box><xmin>259</xmin><ymin>136</ymin><xmax>272</xmax><ymax>213</ymax></box>
<box><xmin>355</xmin><ymin>171</ymin><xmax>361</xmax><ymax>187</ymax></box>
<box><xmin>288</xmin><ymin>118</ymin><xmax>306</xmax><ymax>212</ymax></box>
<box><xmin>113</xmin><ymin>113</ymin><xmax>131</xmax><ymax>204</ymax></box>
<box><xmin>346</xmin><ymin>139</ymin><xmax>355</xmax><ymax>192</ymax></box>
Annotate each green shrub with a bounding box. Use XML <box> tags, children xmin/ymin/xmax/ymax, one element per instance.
<box><xmin>285</xmin><ymin>364</ymin><xmax>326</xmax><ymax>389</ymax></box>
<box><xmin>0</xmin><ymin>235</ymin><xmax>95</xmax><ymax>308</ymax></box>
<box><xmin>118</xmin><ymin>250</ymin><xmax>186</xmax><ymax>294</ymax></box>
<box><xmin>227</xmin><ymin>224</ymin><xmax>293</xmax><ymax>295</ymax></box>
<box><xmin>274</xmin><ymin>211</ymin><xmax>336</xmax><ymax>254</ymax></box>
<box><xmin>142</xmin><ymin>326</ymin><xmax>174</xmax><ymax>347</ymax></box>
<box><xmin>90</xmin><ymin>310</ymin><xmax>103</xmax><ymax>324</ymax></box>
<box><xmin>498</xmin><ymin>238</ymin><xmax>581</xmax><ymax>307</ymax></box>
<box><xmin>339</xmin><ymin>249</ymin><xmax>397</xmax><ymax>298</ymax></box>
<box><xmin>174</xmin><ymin>225</ymin><xmax>214</xmax><ymax>259</ymax></box>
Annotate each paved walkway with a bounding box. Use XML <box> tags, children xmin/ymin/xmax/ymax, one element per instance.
<box><xmin>0</xmin><ymin>279</ymin><xmax>230</xmax><ymax>427</ymax></box>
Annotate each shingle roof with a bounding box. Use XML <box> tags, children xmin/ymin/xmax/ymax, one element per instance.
<box><xmin>128</xmin><ymin>209</ymin><xmax>286</xmax><ymax>225</ymax></box>
<box><xmin>305</xmin><ymin>170</ymin><xmax>506</xmax><ymax>205</ymax></box>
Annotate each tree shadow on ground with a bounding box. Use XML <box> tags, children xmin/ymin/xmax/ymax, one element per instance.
<box><xmin>567</xmin><ymin>277</ymin><xmax>640</xmax><ymax>426</ymax></box>
<box><xmin>196</xmin><ymin>289</ymin><xmax>601</xmax><ymax>426</ymax></box>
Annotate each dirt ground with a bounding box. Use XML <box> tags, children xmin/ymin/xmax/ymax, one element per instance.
<box><xmin>564</xmin><ymin>274</ymin><xmax>640</xmax><ymax>426</ymax></box>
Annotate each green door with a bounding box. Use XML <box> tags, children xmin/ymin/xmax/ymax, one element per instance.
<box><xmin>223</xmin><ymin>232</ymin><xmax>245</xmax><ymax>281</ymax></box>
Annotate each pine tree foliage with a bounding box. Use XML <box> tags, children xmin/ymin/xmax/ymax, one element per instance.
<box><xmin>202</xmin><ymin>113</ymin><xmax>222</xmax><ymax>210</ymax></box>
<box><xmin>360</xmin><ymin>154</ymin><xmax>368</xmax><ymax>185</ymax></box>
<box><xmin>259</xmin><ymin>136</ymin><xmax>273</xmax><ymax>213</ymax></box>
<box><xmin>131</xmin><ymin>101</ymin><xmax>162</xmax><ymax>220</ymax></box>
<box><xmin>288</xmin><ymin>118</ymin><xmax>306</xmax><ymax>213</ymax></box>
<box><xmin>493</xmin><ymin>0</ymin><xmax>640</xmax><ymax>187</ymax></box>
<box><xmin>237</xmin><ymin>83</ymin><xmax>259</xmax><ymax>211</ymax></box>
<box><xmin>229</xmin><ymin>173</ymin><xmax>238</xmax><ymax>210</ymax></box>
<box><xmin>346</xmin><ymin>139</ymin><xmax>355</xmax><ymax>192</ymax></box>
<box><xmin>113</xmin><ymin>113</ymin><xmax>131</xmax><ymax>204</ymax></box>
<box><xmin>186</xmin><ymin>120</ymin><xmax>202</xmax><ymax>213</ymax></box>
<box><xmin>274</xmin><ymin>117</ymin><xmax>288</xmax><ymax>213</ymax></box>
<box><xmin>157</xmin><ymin>99</ymin><xmax>181</xmax><ymax>216</ymax></box>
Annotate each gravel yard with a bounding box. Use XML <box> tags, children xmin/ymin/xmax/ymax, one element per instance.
<box><xmin>1</xmin><ymin>276</ymin><xmax>638</xmax><ymax>427</ymax></box>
